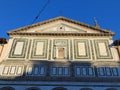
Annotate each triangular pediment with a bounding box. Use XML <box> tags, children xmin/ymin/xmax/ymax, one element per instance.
<box><xmin>8</xmin><ymin>16</ymin><xmax>114</xmax><ymax>35</ymax></box>
<box><xmin>22</xmin><ymin>23</ymin><xmax>88</xmax><ymax>33</ymax></box>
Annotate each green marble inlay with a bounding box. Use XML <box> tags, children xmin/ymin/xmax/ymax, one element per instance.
<box><xmin>9</xmin><ymin>38</ymin><xmax>28</xmax><ymax>58</ymax></box>
<box><xmin>74</xmin><ymin>39</ymin><xmax>91</xmax><ymax>59</ymax></box>
<box><xmin>94</xmin><ymin>39</ymin><xmax>113</xmax><ymax>59</ymax></box>
<box><xmin>31</xmin><ymin>39</ymin><xmax>48</xmax><ymax>59</ymax></box>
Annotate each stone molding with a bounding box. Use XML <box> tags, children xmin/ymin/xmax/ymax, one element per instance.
<box><xmin>8</xmin><ymin>32</ymin><xmax>114</xmax><ymax>37</ymax></box>
<box><xmin>7</xmin><ymin>17</ymin><xmax>114</xmax><ymax>35</ymax></box>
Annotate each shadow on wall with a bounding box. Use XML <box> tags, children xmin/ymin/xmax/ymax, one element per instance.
<box><xmin>0</xmin><ymin>86</ymin><xmax>15</xmax><ymax>90</ymax></box>
<box><xmin>0</xmin><ymin>60</ymin><xmax>120</xmax><ymax>90</ymax></box>
<box><xmin>0</xmin><ymin>61</ymin><xmax>89</xmax><ymax>90</ymax></box>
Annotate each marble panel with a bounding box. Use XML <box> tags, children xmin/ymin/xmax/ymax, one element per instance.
<box><xmin>14</xmin><ymin>42</ymin><xmax>24</xmax><ymax>55</ymax></box>
<box><xmin>98</xmin><ymin>43</ymin><xmax>107</xmax><ymax>56</ymax></box>
<box><xmin>31</xmin><ymin>39</ymin><xmax>48</xmax><ymax>59</ymax></box>
<box><xmin>36</xmin><ymin>42</ymin><xmax>44</xmax><ymax>55</ymax></box>
<box><xmin>78</xmin><ymin>43</ymin><xmax>86</xmax><ymax>56</ymax></box>
<box><xmin>9</xmin><ymin>38</ymin><xmax>28</xmax><ymax>58</ymax></box>
<box><xmin>73</xmin><ymin>39</ymin><xmax>91</xmax><ymax>60</ymax></box>
<box><xmin>94</xmin><ymin>39</ymin><xmax>113</xmax><ymax>60</ymax></box>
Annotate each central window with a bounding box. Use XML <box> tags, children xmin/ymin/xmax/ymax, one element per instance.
<box><xmin>58</xmin><ymin>48</ymin><xmax>64</xmax><ymax>58</ymax></box>
<box><xmin>56</xmin><ymin>47</ymin><xmax>66</xmax><ymax>59</ymax></box>
<box><xmin>51</xmin><ymin>67</ymin><xmax>70</xmax><ymax>76</ymax></box>
<box><xmin>53</xmin><ymin>39</ymin><xmax>68</xmax><ymax>60</ymax></box>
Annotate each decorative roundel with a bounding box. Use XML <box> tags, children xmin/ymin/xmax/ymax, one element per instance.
<box><xmin>57</xmin><ymin>25</ymin><xmax>65</xmax><ymax>31</ymax></box>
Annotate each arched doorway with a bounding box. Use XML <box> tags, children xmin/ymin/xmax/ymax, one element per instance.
<box><xmin>0</xmin><ymin>87</ymin><xmax>15</xmax><ymax>90</ymax></box>
<box><xmin>52</xmin><ymin>87</ymin><xmax>67</xmax><ymax>90</ymax></box>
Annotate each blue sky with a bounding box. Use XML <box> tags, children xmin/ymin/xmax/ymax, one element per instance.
<box><xmin>0</xmin><ymin>0</ymin><xmax>120</xmax><ymax>40</ymax></box>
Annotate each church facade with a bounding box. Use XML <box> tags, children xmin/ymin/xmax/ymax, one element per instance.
<box><xmin>0</xmin><ymin>17</ymin><xmax>120</xmax><ymax>90</ymax></box>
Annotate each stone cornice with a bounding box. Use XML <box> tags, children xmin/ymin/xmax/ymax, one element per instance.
<box><xmin>1</xmin><ymin>60</ymin><xmax>120</xmax><ymax>66</ymax></box>
<box><xmin>8</xmin><ymin>32</ymin><xmax>114</xmax><ymax>37</ymax></box>
<box><xmin>7</xmin><ymin>16</ymin><xmax>114</xmax><ymax>35</ymax></box>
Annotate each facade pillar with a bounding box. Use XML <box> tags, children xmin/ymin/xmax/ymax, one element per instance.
<box><xmin>0</xmin><ymin>38</ymin><xmax>7</xmax><ymax>62</ymax></box>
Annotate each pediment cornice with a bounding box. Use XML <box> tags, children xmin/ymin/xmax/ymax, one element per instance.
<box><xmin>9</xmin><ymin>32</ymin><xmax>114</xmax><ymax>37</ymax></box>
<box><xmin>8</xmin><ymin>17</ymin><xmax>114</xmax><ymax>33</ymax></box>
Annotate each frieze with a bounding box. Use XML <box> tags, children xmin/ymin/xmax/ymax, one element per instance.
<box><xmin>8</xmin><ymin>32</ymin><xmax>114</xmax><ymax>37</ymax></box>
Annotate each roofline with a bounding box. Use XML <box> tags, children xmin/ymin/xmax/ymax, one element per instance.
<box><xmin>8</xmin><ymin>32</ymin><xmax>115</xmax><ymax>37</ymax></box>
<box><xmin>7</xmin><ymin>16</ymin><xmax>114</xmax><ymax>34</ymax></box>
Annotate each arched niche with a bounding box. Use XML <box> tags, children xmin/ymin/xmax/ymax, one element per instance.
<box><xmin>52</xmin><ymin>87</ymin><xmax>67</xmax><ymax>90</ymax></box>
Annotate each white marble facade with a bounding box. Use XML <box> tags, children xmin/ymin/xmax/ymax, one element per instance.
<box><xmin>6</xmin><ymin>38</ymin><xmax>114</xmax><ymax>61</ymax></box>
<box><xmin>0</xmin><ymin>17</ymin><xmax>120</xmax><ymax>90</ymax></box>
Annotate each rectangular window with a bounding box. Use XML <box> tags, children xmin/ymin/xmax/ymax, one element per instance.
<box><xmin>88</xmin><ymin>67</ymin><xmax>94</xmax><ymax>76</ymax></box>
<box><xmin>75</xmin><ymin>66</ymin><xmax>94</xmax><ymax>77</ymax></box>
<box><xmin>55</xmin><ymin>47</ymin><xmax>66</xmax><ymax>59</ymax></box>
<box><xmin>58</xmin><ymin>67</ymin><xmax>63</xmax><ymax>75</ymax></box>
<box><xmin>27</xmin><ymin>66</ymin><xmax>33</xmax><ymax>75</ymax></box>
<box><xmin>53</xmin><ymin>39</ymin><xmax>68</xmax><ymax>60</ymax></box>
<box><xmin>51</xmin><ymin>67</ymin><xmax>70</xmax><ymax>76</ymax></box>
<box><xmin>26</xmin><ymin>66</ymin><xmax>46</xmax><ymax>76</ymax></box>
<box><xmin>111</xmin><ymin>67</ymin><xmax>118</xmax><ymax>76</ymax></box>
<box><xmin>34</xmin><ymin>66</ymin><xmax>39</xmax><ymax>75</ymax></box>
<box><xmin>52</xmin><ymin>67</ymin><xmax>57</xmax><ymax>75</ymax></box>
<box><xmin>76</xmin><ymin>67</ymin><xmax>81</xmax><ymax>76</ymax></box>
<box><xmin>16</xmin><ymin>66</ymin><xmax>23</xmax><ymax>75</ymax></box>
<box><xmin>105</xmin><ymin>67</ymin><xmax>111</xmax><ymax>76</ymax></box>
<box><xmin>64</xmin><ymin>67</ymin><xmax>69</xmax><ymax>75</ymax></box>
<box><xmin>9</xmin><ymin>66</ymin><xmax>16</xmax><ymax>75</ymax></box>
<box><xmin>2</xmin><ymin>66</ymin><xmax>24</xmax><ymax>76</ymax></box>
<box><xmin>57</xmin><ymin>48</ymin><xmax>64</xmax><ymax>58</ymax></box>
<box><xmin>82</xmin><ymin>67</ymin><xmax>87</xmax><ymax>76</ymax></box>
<box><xmin>97</xmin><ymin>67</ymin><xmax>105</xmax><ymax>76</ymax></box>
<box><xmin>40</xmin><ymin>67</ymin><xmax>46</xmax><ymax>75</ymax></box>
<box><xmin>2</xmin><ymin>66</ymin><xmax>9</xmax><ymax>75</ymax></box>
<box><xmin>97</xmin><ymin>67</ymin><xmax>119</xmax><ymax>77</ymax></box>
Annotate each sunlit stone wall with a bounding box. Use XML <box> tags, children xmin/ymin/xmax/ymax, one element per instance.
<box><xmin>6</xmin><ymin>38</ymin><xmax>116</xmax><ymax>61</ymax></box>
